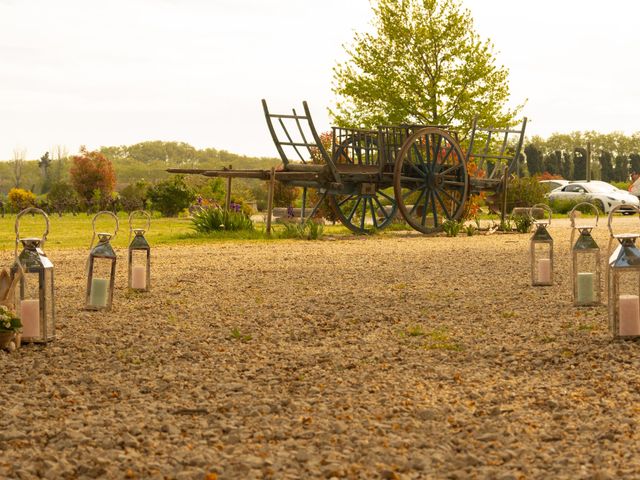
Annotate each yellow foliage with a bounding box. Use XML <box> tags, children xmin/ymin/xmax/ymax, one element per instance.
<box><xmin>7</xmin><ymin>188</ymin><xmax>36</xmax><ymax>211</ymax></box>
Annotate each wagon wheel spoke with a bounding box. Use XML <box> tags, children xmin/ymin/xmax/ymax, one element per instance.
<box><xmin>373</xmin><ymin>196</ymin><xmax>392</xmax><ymax>221</ymax></box>
<box><xmin>409</xmin><ymin>162</ymin><xmax>428</xmax><ymax>177</ymax></box>
<box><xmin>337</xmin><ymin>194</ymin><xmax>356</xmax><ymax>207</ymax></box>
<box><xmin>431</xmin><ymin>134</ymin><xmax>443</xmax><ymax>169</ymax></box>
<box><xmin>424</xmin><ymin>133</ymin><xmax>431</xmax><ymax>164</ymax></box>
<box><xmin>433</xmin><ymin>189</ymin><xmax>451</xmax><ymax>220</ymax></box>
<box><xmin>378</xmin><ymin>190</ymin><xmax>395</xmax><ymax>203</ymax></box>
<box><xmin>430</xmin><ymin>190</ymin><xmax>439</xmax><ymax>226</ymax></box>
<box><xmin>360</xmin><ymin>200</ymin><xmax>367</xmax><ymax>231</ymax></box>
<box><xmin>366</xmin><ymin>198</ymin><xmax>379</xmax><ymax>229</ymax></box>
<box><xmin>438</xmin><ymin>187</ymin><xmax>463</xmax><ymax>209</ymax></box>
<box><xmin>410</xmin><ymin>188</ymin><xmax>428</xmax><ymax>216</ymax></box>
<box><xmin>347</xmin><ymin>197</ymin><xmax>362</xmax><ymax>222</ymax></box>
<box><xmin>439</xmin><ymin>154</ymin><xmax>460</xmax><ymax>175</ymax></box>
<box><xmin>412</xmin><ymin>143</ymin><xmax>426</xmax><ymax>166</ymax></box>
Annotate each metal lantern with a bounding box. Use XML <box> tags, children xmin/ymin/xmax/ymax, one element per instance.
<box><xmin>128</xmin><ymin>210</ymin><xmax>151</xmax><ymax>292</ymax></box>
<box><xmin>12</xmin><ymin>208</ymin><xmax>55</xmax><ymax>343</ymax></box>
<box><xmin>530</xmin><ymin>204</ymin><xmax>554</xmax><ymax>286</ymax></box>
<box><xmin>607</xmin><ymin>205</ymin><xmax>640</xmax><ymax>339</ymax></box>
<box><xmin>569</xmin><ymin>203</ymin><xmax>601</xmax><ymax>306</ymax></box>
<box><xmin>86</xmin><ymin>211</ymin><xmax>118</xmax><ymax>310</ymax></box>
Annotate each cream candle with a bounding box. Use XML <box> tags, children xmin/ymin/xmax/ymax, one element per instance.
<box><xmin>619</xmin><ymin>294</ymin><xmax>640</xmax><ymax>336</ymax></box>
<box><xmin>21</xmin><ymin>299</ymin><xmax>40</xmax><ymax>338</ymax></box>
<box><xmin>577</xmin><ymin>272</ymin><xmax>594</xmax><ymax>304</ymax></box>
<box><xmin>537</xmin><ymin>258</ymin><xmax>551</xmax><ymax>284</ymax></box>
<box><xmin>89</xmin><ymin>278</ymin><xmax>109</xmax><ymax>307</ymax></box>
<box><xmin>131</xmin><ymin>265</ymin><xmax>146</xmax><ymax>289</ymax></box>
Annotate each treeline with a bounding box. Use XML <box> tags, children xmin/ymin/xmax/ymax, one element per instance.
<box><xmin>0</xmin><ymin>141</ymin><xmax>280</xmax><ymax>195</ymax></box>
<box><xmin>522</xmin><ymin>131</ymin><xmax>640</xmax><ymax>182</ymax></box>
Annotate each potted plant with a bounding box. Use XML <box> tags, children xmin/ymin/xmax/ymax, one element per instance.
<box><xmin>0</xmin><ymin>305</ymin><xmax>22</xmax><ymax>352</ymax></box>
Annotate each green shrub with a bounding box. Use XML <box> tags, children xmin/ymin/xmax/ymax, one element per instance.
<box><xmin>119</xmin><ymin>180</ymin><xmax>150</xmax><ymax>213</ymax></box>
<box><xmin>611</xmin><ymin>181</ymin><xmax>631</xmax><ymax>191</ymax></box>
<box><xmin>148</xmin><ymin>175</ymin><xmax>195</xmax><ymax>217</ymax></box>
<box><xmin>513</xmin><ymin>214</ymin><xmax>533</xmax><ymax>233</ymax></box>
<box><xmin>442</xmin><ymin>219</ymin><xmax>462</xmax><ymax>237</ymax></box>
<box><xmin>277</xmin><ymin>219</ymin><xmax>324</xmax><ymax>240</ymax></box>
<box><xmin>191</xmin><ymin>207</ymin><xmax>254</xmax><ymax>233</ymax></box>
<box><xmin>505</xmin><ymin>176</ymin><xmax>548</xmax><ymax>210</ymax></box>
<box><xmin>47</xmin><ymin>182</ymin><xmax>81</xmax><ymax>214</ymax></box>
<box><xmin>463</xmin><ymin>224</ymin><xmax>476</xmax><ymax>236</ymax></box>
<box><xmin>549</xmin><ymin>198</ymin><xmax>599</xmax><ymax>214</ymax></box>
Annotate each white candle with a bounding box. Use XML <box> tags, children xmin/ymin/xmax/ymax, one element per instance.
<box><xmin>537</xmin><ymin>258</ymin><xmax>551</xmax><ymax>284</ymax></box>
<box><xmin>577</xmin><ymin>272</ymin><xmax>594</xmax><ymax>304</ymax></box>
<box><xmin>619</xmin><ymin>294</ymin><xmax>640</xmax><ymax>336</ymax></box>
<box><xmin>131</xmin><ymin>265</ymin><xmax>146</xmax><ymax>289</ymax></box>
<box><xmin>21</xmin><ymin>299</ymin><xmax>40</xmax><ymax>338</ymax></box>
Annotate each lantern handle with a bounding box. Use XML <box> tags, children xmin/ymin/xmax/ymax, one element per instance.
<box><xmin>569</xmin><ymin>203</ymin><xmax>599</xmax><ymax>229</ymax></box>
<box><xmin>607</xmin><ymin>204</ymin><xmax>640</xmax><ymax>239</ymax></box>
<box><xmin>88</xmin><ymin>211</ymin><xmax>119</xmax><ymax>253</ymax></box>
<box><xmin>128</xmin><ymin>210</ymin><xmax>151</xmax><ymax>243</ymax></box>
<box><xmin>529</xmin><ymin>203</ymin><xmax>553</xmax><ymax>225</ymax></box>
<box><xmin>14</xmin><ymin>207</ymin><xmax>50</xmax><ymax>259</ymax></box>
<box><xmin>91</xmin><ymin>210</ymin><xmax>119</xmax><ymax>238</ymax></box>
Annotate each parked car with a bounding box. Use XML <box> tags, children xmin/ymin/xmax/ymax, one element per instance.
<box><xmin>547</xmin><ymin>180</ymin><xmax>640</xmax><ymax>214</ymax></box>
<box><xmin>539</xmin><ymin>179</ymin><xmax>569</xmax><ymax>192</ymax></box>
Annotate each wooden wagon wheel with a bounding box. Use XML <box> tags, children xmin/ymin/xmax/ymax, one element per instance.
<box><xmin>393</xmin><ymin>127</ymin><xmax>468</xmax><ymax>233</ymax></box>
<box><xmin>328</xmin><ymin>135</ymin><xmax>397</xmax><ymax>234</ymax></box>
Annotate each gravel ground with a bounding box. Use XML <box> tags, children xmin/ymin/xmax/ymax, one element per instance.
<box><xmin>1</xmin><ymin>218</ymin><xmax>640</xmax><ymax>479</ymax></box>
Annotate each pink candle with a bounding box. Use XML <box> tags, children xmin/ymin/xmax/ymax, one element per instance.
<box><xmin>131</xmin><ymin>265</ymin><xmax>146</xmax><ymax>289</ymax></box>
<box><xmin>537</xmin><ymin>258</ymin><xmax>551</xmax><ymax>284</ymax></box>
<box><xmin>20</xmin><ymin>299</ymin><xmax>40</xmax><ymax>338</ymax></box>
<box><xmin>619</xmin><ymin>294</ymin><xmax>640</xmax><ymax>336</ymax></box>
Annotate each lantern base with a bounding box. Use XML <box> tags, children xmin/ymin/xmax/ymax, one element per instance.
<box><xmin>574</xmin><ymin>301</ymin><xmax>600</xmax><ymax>307</ymax></box>
<box><xmin>84</xmin><ymin>305</ymin><xmax>110</xmax><ymax>312</ymax></box>
<box><xmin>21</xmin><ymin>334</ymin><xmax>54</xmax><ymax>344</ymax></box>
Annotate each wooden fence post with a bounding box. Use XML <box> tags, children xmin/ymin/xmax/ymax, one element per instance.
<box><xmin>266</xmin><ymin>167</ymin><xmax>276</xmax><ymax>236</ymax></box>
<box><xmin>225</xmin><ymin>164</ymin><xmax>232</xmax><ymax>210</ymax></box>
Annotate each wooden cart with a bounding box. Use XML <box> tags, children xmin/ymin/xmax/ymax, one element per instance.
<box><xmin>169</xmin><ymin>100</ymin><xmax>527</xmax><ymax>234</ymax></box>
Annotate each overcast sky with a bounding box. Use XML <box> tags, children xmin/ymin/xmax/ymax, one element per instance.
<box><xmin>1</xmin><ymin>0</ymin><xmax>639</xmax><ymax>160</ymax></box>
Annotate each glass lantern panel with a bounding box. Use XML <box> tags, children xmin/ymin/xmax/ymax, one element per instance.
<box><xmin>130</xmin><ymin>250</ymin><xmax>148</xmax><ymax>289</ymax></box>
<box><xmin>44</xmin><ymin>268</ymin><xmax>54</xmax><ymax>337</ymax></box>
<box><xmin>533</xmin><ymin>242</ymin><xmax>552</xmax><ymax>260</ymax></box>
<box><xmin>89</xmin><ymin>257</ymin><xmax>114</xmax><ymax>308</ymax></box>
<box><xmin>613</xmin><ymin>270</ymin><xmax>640</xmax><ymax>337</ymax></box>
<box><xmin>531</xmin><ymin>242</ymin><xmax>552</xmax><ymax>285</ymax></box>
<box><xmin>18</xmin><ymin>271</ymin><xmax>42</xmax><ymax>339</ymax></box>
<box><xmin>574</xmin><ymin>250</ymin><xmax>598</xmax><ymax>274</ymax></box>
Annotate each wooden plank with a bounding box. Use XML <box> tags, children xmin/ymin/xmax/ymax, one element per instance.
<box><xmin>266</xmin><ymin>167</ymin><xmax>275</xmax><ymax>236</ymax></box>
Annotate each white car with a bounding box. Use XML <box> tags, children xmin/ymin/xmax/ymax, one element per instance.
<box><xmin>547</xmin><ymin>181</ymin><xmax>640</xmax><ymax>214</ymax></box>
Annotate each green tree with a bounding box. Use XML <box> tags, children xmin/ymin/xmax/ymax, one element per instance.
<box><xmin>599</xmin><ymin>151</ymin><xmax>614</xmax><ymax>182</ymax></box>
<box><xmin>147</xmin><ymin>175</ymin><xmax>195</xmax><ymax>216</ymax></box>
<box><xmin>331</xmin><ymin>0</ymin><xmax>521</xmax><ymax>130</ymax></box>
<box><xmin>47</xmin><ymin>181</ymin><xmax>81</xmax><ymax>215</ymax></box>
<box><xmin>630</xmin><ymin>153</ymin><xmax>640</xmax><ymax>175</ymax></box>
<box><xmin>119</xmin><ymin>180</ymin><xmax>150</xmax><ymax>213</ymax></box>
<box><xmin>524</xmin><ymin>144</ymin><xmax>543</xmax><ymax>176</ymax></box>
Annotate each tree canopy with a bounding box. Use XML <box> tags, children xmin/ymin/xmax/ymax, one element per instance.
<box><xmin>331</xmin><ymin>0</ymin><xmax>521</xmax><ymax>131</ymax></box>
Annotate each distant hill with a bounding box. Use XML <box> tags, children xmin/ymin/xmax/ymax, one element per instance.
<box><xmin>0</xmin><ymin>141</ymin><xmax>281</xmax><ymax>194</ymax></box>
